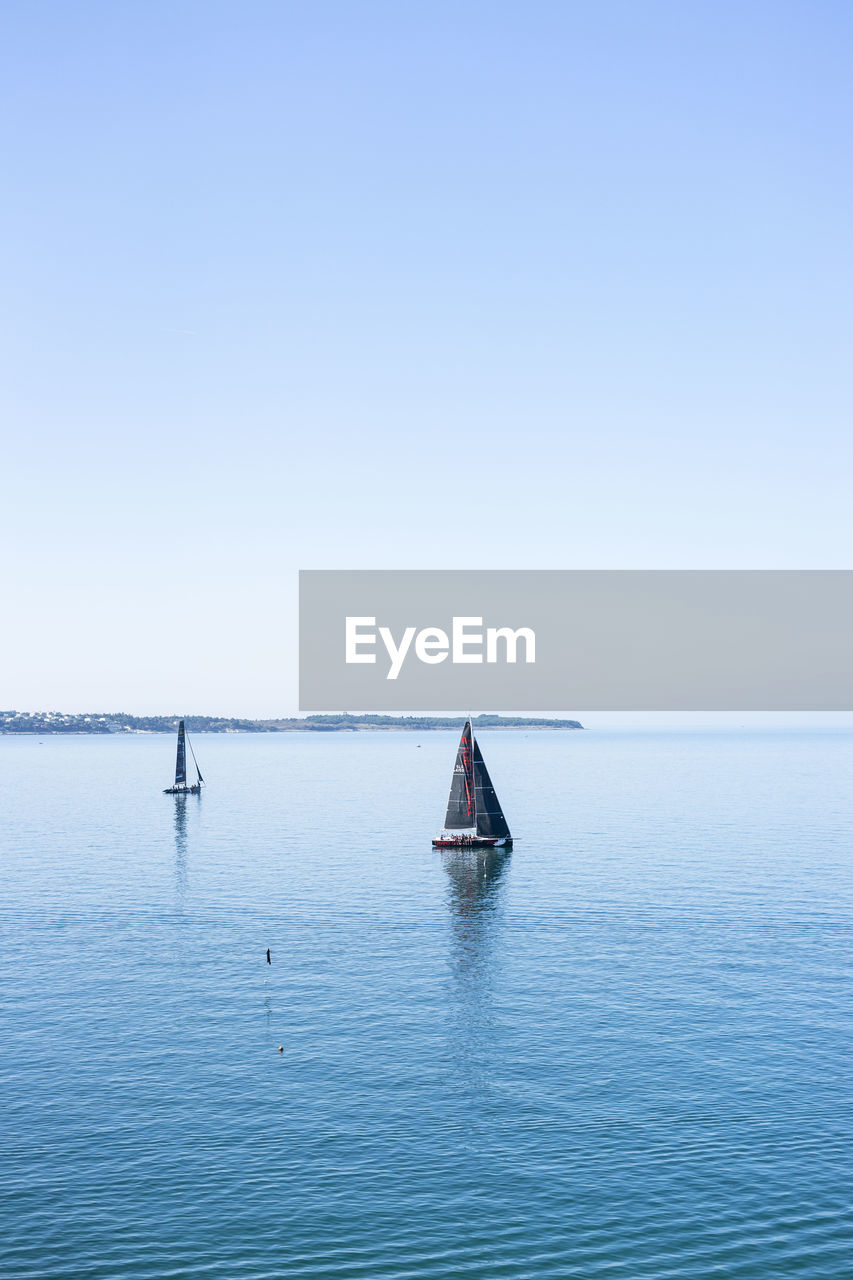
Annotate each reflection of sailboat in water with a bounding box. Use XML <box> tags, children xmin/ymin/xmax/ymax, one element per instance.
<box><xmin>163</xmin><ymin>720</ymin><xmax>204</xmax><ymax>795</ymax></box>
<box><xmin>443</xmin><ymin>844</ymin><xmax>511</xmax><ymax>918</ymax></box>
<box><xmin>173</xmin><ymin>793</ymin><xmax>189</xmax><ymax>906</ymax></box>
<box><xmin>433</xmin><ymin>719</ymin><xmax>512</xmax><ymax>848</ymax></box>
<box><xmin>442</xmin><ymin>843</ymin><xmax>511</xmax><ymax>1085</ymax></box>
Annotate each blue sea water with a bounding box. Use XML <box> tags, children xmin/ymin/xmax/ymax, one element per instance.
<box><xmin>1</xmin><ymin>727</ymin><xmax>852</xmax><ymax>1279</ymax></box>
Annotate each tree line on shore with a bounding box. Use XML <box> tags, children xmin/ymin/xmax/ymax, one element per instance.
<box><xmin>1</xmin><ymin>711</ymin><xmax>583</xmax><ymax>734</ymax></box>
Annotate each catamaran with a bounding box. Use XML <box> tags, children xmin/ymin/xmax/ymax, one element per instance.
<box><xmin>163</xmin><ymin>720</ymin><xmax>204</xmax><ymax>795</ymax></box>
<box><xmin>432</xmin><ymin>719</ymin><xmax>512</xmax><ymax>848</ymax></box>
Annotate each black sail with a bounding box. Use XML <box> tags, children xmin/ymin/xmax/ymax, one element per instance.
<box><xmin>444</xmin><ymin>720</ymin><xmax>475</xmax><ymax>829</ymax></box>
<box><xmin>174</xmin><ymin>720</ymin><xmax>187</xmax><ymax>786</ymax></box>
<box><xmin>473</xmin><ymin>739</ymin><xmax>511</xmax><ymax>839</ymax></box>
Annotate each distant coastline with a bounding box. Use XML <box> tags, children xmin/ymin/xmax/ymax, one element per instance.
<box><xmin>1</xmin><ymin>711</ymin><xmax>583</xmax><ymax>735</ymax></box>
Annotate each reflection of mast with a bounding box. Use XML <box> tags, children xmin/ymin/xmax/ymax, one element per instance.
<box><xmin>442</xmin><ymin>846</ymin><xmax>511</xmax><ymax>1088</ymax></box>
<box><xmin>173</xmin><ymin>793</ymin><xmax>188</xmax><ymax>907</ymax></box>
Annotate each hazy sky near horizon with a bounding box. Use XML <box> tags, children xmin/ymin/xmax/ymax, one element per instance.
<box><xmin>2</xmin><ymin>1</ymin><xmax>852</xmax><ymax>716</ymax></box>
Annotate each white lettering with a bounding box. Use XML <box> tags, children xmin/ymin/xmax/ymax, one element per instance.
<box><xmin>415</xmin><ymin>627</ymin><xmax>449</xmax><ymax>664</ymax></box>
<box><xmin>345</xmin><ymin>616</ymin><xmax>535</xmax><ymax>678</ymax></box>
<box><xmin>453</xmin><ymin>616</ymin><xmax>484</xmax><ymax>664</ymax></box>
<box><xmin>345</xmin><ymin>617</ymin><xmax>376</xmax><ymax>663</ymax></box>
<box><xmin>379</xmin><ymin>625</ymin><xmax>416</xmax><ymax>680</ymax></box>
<box><xmin>486</xmin><ymin>626</ymin><xmax>536</xmax><ymax>664</ymax></box>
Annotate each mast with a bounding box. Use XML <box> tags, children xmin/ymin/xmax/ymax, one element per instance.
<box><xmin>468</xmin><ymin>714</ymin><xmax>477</xmax><ymax>833</ymax></box>
<box><xmin>174</xmin><ymin>720</ymin><xmax>187</xmax><ymax>787</ymax></box>
<box><xmin>464</xmin><ymin>717</ymin><xmax>474</xmax><ymax>830</ymax></box>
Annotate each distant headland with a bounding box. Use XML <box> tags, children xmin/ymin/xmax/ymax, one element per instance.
<box><xmin>0</xmin><ymin>711</ymin><xmax>583</xmax><ymax>735</ymax></box>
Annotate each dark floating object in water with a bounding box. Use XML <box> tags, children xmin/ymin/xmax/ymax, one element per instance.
<box><xmin>266</xmin><ymin>948</ymin><xmax>271</xmax><ymax>965</ymax></box>
<box><xmin>432</xmin><ymin>719</ymin><xmax>512</xmax><ymax>849</ymax></box>
<box><xmin>163</xmin><ymin>720</ymin><xmax>204</xmax><ymax>795</ymax></box>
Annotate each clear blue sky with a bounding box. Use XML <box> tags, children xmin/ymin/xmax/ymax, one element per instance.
<box><xmin>2</xmin><ymin>1</ymin><xmax>852</xmax><ymax>715</ymax></box>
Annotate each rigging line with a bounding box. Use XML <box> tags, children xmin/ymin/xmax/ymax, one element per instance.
<box><xmin>186</xmin><ymin>730</ymin><xmax>204</xmax><ymax>781</ymax></box>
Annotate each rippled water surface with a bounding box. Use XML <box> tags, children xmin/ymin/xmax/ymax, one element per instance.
<box><xmin>2</xmin><ymin>728</ymin><xmax>852</xmax><ymax>1278</ymax></box>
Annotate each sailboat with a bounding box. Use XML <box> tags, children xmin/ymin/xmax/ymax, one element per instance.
<box><xmin>432</xmin><ymin>719</ymin><xmax>512</xmax><ymax>848</ymax></box>
<box><xmin>163</xmin><ymin>719</ymin><xmax>204</xmax><ymax>795</ymax></box>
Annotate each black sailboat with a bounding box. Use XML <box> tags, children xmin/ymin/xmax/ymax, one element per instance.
<box><xmin>163</xmin><ymin>719</ymin><xmax>204</xmax><ymax>795</ymax></box>
<box><xmin>432</xmin><ymin>719</ymin><xmax>512</xmax><ymax>848</ymax></box>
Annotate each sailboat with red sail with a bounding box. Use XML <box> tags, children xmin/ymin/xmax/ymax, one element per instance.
<box><xmin>432</xmin><ymin>719</ymin><xmax>512</xmax><ymax>848</ymax></box>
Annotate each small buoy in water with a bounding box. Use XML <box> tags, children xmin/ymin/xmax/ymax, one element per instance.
<box><xmin>278</xmin><ymin>1046</ymin><xmax>283</xmax><ymax>1053</ymax></box>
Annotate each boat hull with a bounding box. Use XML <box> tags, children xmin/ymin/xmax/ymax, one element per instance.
<box><xmin>432</xmin><ymin>836</ymin><xmax>509</xmax><ymax>848</ymax></box>
<box><xmin>164</xmin><ymin>785</ymin><xmax>202</xmax><ymax>795</ymax></box>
